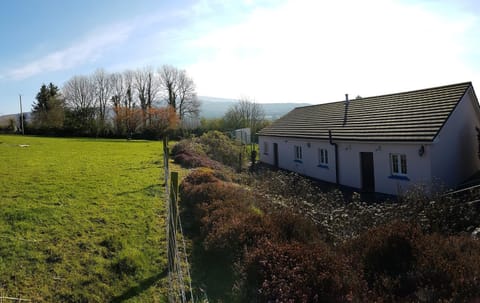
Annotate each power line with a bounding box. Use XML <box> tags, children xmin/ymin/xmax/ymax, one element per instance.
<box><xmin>19</xmin><ymin>94</ymin><xmax>24</xmax><ymax>135</ymax></box>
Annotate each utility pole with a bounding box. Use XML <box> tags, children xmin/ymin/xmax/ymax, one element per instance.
<box><xmin>19</xmin><ymin>94</ymin><xmax>24</xmax><ymax>135</ymax></box>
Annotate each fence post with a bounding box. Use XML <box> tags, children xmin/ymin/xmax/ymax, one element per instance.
<box><xmin>170</xmin><ymin>171</ymin><xmax>179</xmax><ymax>229</ymax></box>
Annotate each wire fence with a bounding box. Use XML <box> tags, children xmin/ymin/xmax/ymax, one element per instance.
<box><xmin>163</xmin><ymin>137</ymin><xmax>197</xmax><ymax>303</ymax></box>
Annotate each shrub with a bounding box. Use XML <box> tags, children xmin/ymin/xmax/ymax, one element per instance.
<box><xmin>238</xmin><ymin>240</ymin><xmax>366</xmax><ymax>302</ymax></box>
<box><xmin>415</xmin><ymin>234</ymin><xmax>480</xmax><ymax>302</ymax></box>
<box><xmin>268</xmin><ymin>209</ymin><xmax>323</xmax><ymax>244</ymax></box>
<box><xmin>172</xmin><ymin>139</ymin><xmax>225</xmax><ymax>170</ymax></box>
<box><xmin>201</xmin><ymin>198</ymin><xmax>269</xmax><ymax>256</ymax></box>
<box><xmin>197</xmin><ymin>131</ymin><xmax>245</xmax><ymax>168</ymax></box>
<box><xmin>179</xmin><ymin>168</ymin><xmax>236</xmax><ymax>208</ymax></box>
<box><xmin>172</xmin><ymin>131</ymin><xmax>246</xmax><ymax>169</ymax></box>
<box><xmin>345</xmin><ymin>221</ymin><xmax>480</xmax><ymax>302</ymax></box>
<box><xmin>179</xmin><ymin>167</ymin><xmax>246</xmax><ymax>240</ymax></box>
<box><xmin>344</xmin><ymin>221</ymin><xmax>422</xmax><ymax>300</ymax></box>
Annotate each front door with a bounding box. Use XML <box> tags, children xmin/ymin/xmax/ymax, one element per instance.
<box><xmin>273</xmin><ymin>143</ymin><xmax>279</xmax><ymax>168</ymax></box>
<box><xmin>360</xmin><ymin>152</ymin><xmax>375</xmax><ymax>192</ymax></box>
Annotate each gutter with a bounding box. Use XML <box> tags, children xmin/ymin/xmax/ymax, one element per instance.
<box><xmin>329</xmin><ymin>130</ymin><xmax>339</xmax><ymax>184</ymax></box>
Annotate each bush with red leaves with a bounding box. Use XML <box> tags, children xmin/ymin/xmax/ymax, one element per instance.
<box><xmin>238</xmin><ymin>240</ymin><xmax>366</xmax><ymax>303</ymax></box>
<box><xmin>415</xmin><ymin>233</ymin><xmax>480</xmax><ymax>302</ymax></box>
<box><xmin>344</xmin><ymin>221</ymin><xmax>480</xmax><ymax>302</ymax></box>
<box><xmin>172</xmin><ymin>131</ymin><xmax>245</xmax><ymax>170</ymax></box>
<box><xmin>178</xmin><ymin>168</ymin><xmax>480</xmax><ymax>302</ymax></box>
<box><xmin>201</xmin><ymin>199</ymin><xmax>270</xmax><ymax>256</ymax></box>
<box><xmin>268</xmin><ymin>209</ymin><xmax>325</xmax><ymax>244</ymax></box>
<box><xmin>172</xmin><ymin>139</ymin><xmax>225</xmax><ymax>170</ymax></box>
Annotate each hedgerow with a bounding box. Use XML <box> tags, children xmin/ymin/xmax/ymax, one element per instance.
<box><xmin>344</xmin><ymin>221</ymin><xmax>480</xmax><ymax>302</ymax></box>
<box><xmin>172</xmin><ymin>131</ymin><xmax>247</xmax><ymax>170</ymax></box>
<box><xmin>176</xmin><ymin>142</ymin><xmax>480</xmax><ymax>302</ymax></box>
<box><xmin>238</xmin><ymin>240</ymin><xmax>367</xmax><ymax>303</ymax></box>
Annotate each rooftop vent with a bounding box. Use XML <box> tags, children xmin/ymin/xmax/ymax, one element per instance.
<box><xmin>343</xmin><ymin>93</ymin><xmax>349</xmax><ymax>126</ymax></box>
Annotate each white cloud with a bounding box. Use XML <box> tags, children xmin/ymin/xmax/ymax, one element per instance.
<box><xmin>5</xmin><ymin>23</ymin><xmax>136</xmax><ymax>80</ymax></box>
<box><xmin>187</xmin><ymin>0</ymin><xmax>480</xmax><ymax>103</ymax></box>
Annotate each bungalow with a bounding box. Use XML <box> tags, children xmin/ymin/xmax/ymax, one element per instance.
<box><xmin>258</xmin><ymin>82</ymin><xmax>480</xmax><ymax>195</ymax></box>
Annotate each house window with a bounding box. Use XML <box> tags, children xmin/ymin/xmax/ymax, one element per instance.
<box><xmin>390</xmin><ymin>154</ymin><xmax>407</xmax><ymax>176</ymax></box>
<box><xmin>318</xmin><ymin>148</ymin><xmax>328</xmax><ymax>166</ymax></box>
<box><xmin>294</xmin><ymin>145</ymin><xmax>302</xmax><ymax>161</ymax></box>
<box><xmin>263</xmin><ymin>142</ymin><xmax>269</xmax><ymax>155</ymax></box>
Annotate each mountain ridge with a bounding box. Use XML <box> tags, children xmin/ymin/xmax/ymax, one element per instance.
<box><xmin>198</xmin><ymin>96</ymin><xmax>310</xmax><ymax>119</ymax></box>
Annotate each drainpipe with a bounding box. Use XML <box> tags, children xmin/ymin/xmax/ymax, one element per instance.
<box><xmin>329</xmin><ymin>130</ymin><xmax>339</xmax><ymax>184</ymax></box>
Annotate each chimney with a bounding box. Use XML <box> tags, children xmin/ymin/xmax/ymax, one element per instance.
<box><xmin>343</xmin><ymin>93</ymin><xmax>349</xmax><ymax>126</ymax></box>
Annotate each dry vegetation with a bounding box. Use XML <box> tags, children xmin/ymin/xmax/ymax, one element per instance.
<box><xmin>174</xmin><ymin>132</ymin><xmax>480</xmax><ymax>302</ymax></box>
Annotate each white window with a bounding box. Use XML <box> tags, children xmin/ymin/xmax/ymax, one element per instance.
<box><xmin>390</xmin><ymin>154</ymin><xmax>407</xmax><ymax>176</ymax></box>
<box><xmin>318</xmin><ymin>148</ymin><xmax>328</xmax><ymax>166</ymax></box>
<box><xmin>294</xmin><ymin>145</ymin><xmax>302</xmax><ymax>161</ymax></box>
<box><xmin>263</xmin><ymin>142</ymin><xmax>269</xmax><ymax>154</ymax></box>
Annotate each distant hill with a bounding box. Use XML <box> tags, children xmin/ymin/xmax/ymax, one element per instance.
<box><xmin>198</xmin><ymin>96</ymin><xmax>310</xmax><ymax>120</ymax></box>
<box><xmin>0</xmin><ymin>112</ymin><xmax>31</xmax><ymax>127</ymax></box>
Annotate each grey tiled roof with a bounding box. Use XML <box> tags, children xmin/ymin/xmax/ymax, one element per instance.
<box><xmin>259</xmin><ymin>82</ymin><xmax>473</xmax><ymax>142</ymax></box>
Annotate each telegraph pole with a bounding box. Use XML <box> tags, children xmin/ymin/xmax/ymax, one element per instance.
<box><xmin>19</xmin><ymin>94</ymin><xmax>24</xmax><ymax>135</ymax></box>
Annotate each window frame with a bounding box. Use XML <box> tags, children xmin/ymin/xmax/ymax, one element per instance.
<box><xmin>263</xmin><ymin>142</ymin><xmax>269</xmax><ymax>155</ymax></box>
<box><xmin>390</xmin><ymin>153</ymin><xmax>407</xmax><ymax>176</ymax></box>
<box><xmin>318</xmin><ymin>148</ymin><xmax>329</xmax><ymax>167</ymax></box>
<box><xmin>294</xmin><ymin>145</ymin><xmax>303</xmax><ymax>162</ymax></box>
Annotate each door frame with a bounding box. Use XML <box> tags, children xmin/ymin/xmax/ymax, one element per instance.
<box><xmin>360</xmin><ymin>152</ymin><xmax>375</xmax><ymax>192</ymax></box>
<box><xmin>273</xmin><ymin>143</ymin><xmax>279</xmax><ymax>168</ymax></box>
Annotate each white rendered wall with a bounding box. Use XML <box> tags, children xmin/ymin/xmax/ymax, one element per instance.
<box><xmin>337</xmin><ymin>142</ymin><xmax>432</xmax><ymax>195</ymax></box>
<box><xmin>430</xmin><ymin>88</ymin><xmax>480</xmax><ymax>188</ymax></box>
<box><xmin>259</xmin><ymin>135</ymin><xmax>275</xmax><ymax>165</ymax></box>
<box><xmin>260</xmin><ymin>135</ymin><xmax>432</xmax><ymax>195</ymax></box>
<box><xmin>259</xmin><ymin>136</ymin><xmax>337</xmax><ymax>183</ymax></box>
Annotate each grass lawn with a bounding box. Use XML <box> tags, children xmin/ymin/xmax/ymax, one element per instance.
<box><xmin>0</xmin><ymin>135</ymin><xmax>177</xmax><ymax>302</ymax></box>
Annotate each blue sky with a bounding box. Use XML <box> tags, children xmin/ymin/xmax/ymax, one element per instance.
<box><xmin>1</xmin><ymin>0</ymin><xmax>480</xmax><ymax>114</ymax></box>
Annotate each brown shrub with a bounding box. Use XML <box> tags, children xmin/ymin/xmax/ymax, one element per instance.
<box><xmin>197</xmin><ymin>130</ymin><xmax>245</xmax><ymax>168</ymax></box>
<box><xmin>172</xmin><ymin>139</ymin><xmax>225</xmax><ymax>170</ymax></box>
<box><xmin>345</xmin><ymin>221</ymin><xmax>480</xmax><ymax>302</ymax></box>
<box><xmin>201</xmin><ymin>198</ymin><xmax>270</xmax><ymax>255</ymax></box>
<box><xmin>179</xmin><ymin>168</ymin><xmax>233</xmax><ymax>204</ymax></box>
<box><xmin>267</xmin><ymin>209</ymin><xmax>323</xmax><ymax>244</ymax></box>
<box><xmin>415</xmin><ymin>234</ymin><xmax>480</xmax><ymax>302</ymax></box>
<box><xmin>179</xmin><ymin>168</ymin><xmax>480</xmax><ymax>302</ymax></box>
<box><xmin>344</xmin><ymin>221</ymin><xmax>422</xmax><ymax>300</ymax></box>
<box><xmin>238</xmin><ymin>240</ymin><xmax>366</xmax><ymax>303</ymax></box>
<box><xmin>172</xmin><ymin>132</ymin><xmax>246</xmax><ymax>169</ymax></box>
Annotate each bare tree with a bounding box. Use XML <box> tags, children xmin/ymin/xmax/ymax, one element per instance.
<box><xmin>110</xmin><ymin>72</ymin><xmax>125</xmax><ymax>135</ymax></box>
<box><xmin>134</xmin><ymin>67</ymin><xmax>158</xmax><ymax>126</ymax></box>
<box><xmin>158</xmin><ymin>65</ymin><xmax>200</xmax><ymax>122</ymax></box>
<box><xmin>93</xmin><ymin>69</ymin><xmax>113</xmax><ymax>134</ymax></box>
<box><xmin>123</xmin><ymin>70</ymin><xmax>135</xmax><ymax>109</ymax></box>
<box><xmin>223</xmin><ymin>98</ymin><xmax>266</xmax><ymax>136</ymax></box>
<box><xmin>63</xmin><ymin>75</ymin><xmax>96</xmax><ymax>132</ymax></box>
<box><xmin>158</xmin><ymin>65</ymin><xmax>178</xmax><ymax>108</ymax></box>
<box><xmin>177</xmin><ymin>71</ymin><xmax>200</xmax><ymax>120</ymax></box>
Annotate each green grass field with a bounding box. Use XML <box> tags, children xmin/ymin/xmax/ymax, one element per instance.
<box><xmin>0</xmin><ymin>135</ymin><xmax>174</xmax><ymax>302</ymax></box>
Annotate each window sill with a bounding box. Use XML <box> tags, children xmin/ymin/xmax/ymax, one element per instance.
<box><xmin>389</xmin><ymin>175</ymin><xmax>410</xmax><ymax>181</ymax></box>
<box><xmin>317</xmin><ymin>164</ymin><xmax>329</xmax><ymax>169</ymax></box>
<box><xmin>294</xmin><ymin>159</ymin><xmax>303</xmax><ymax>163</ymax></box>
<box><xmin>263</xmin><ymin>153</ymin><xmax>269</xmax><ymax>155</ymax></box>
